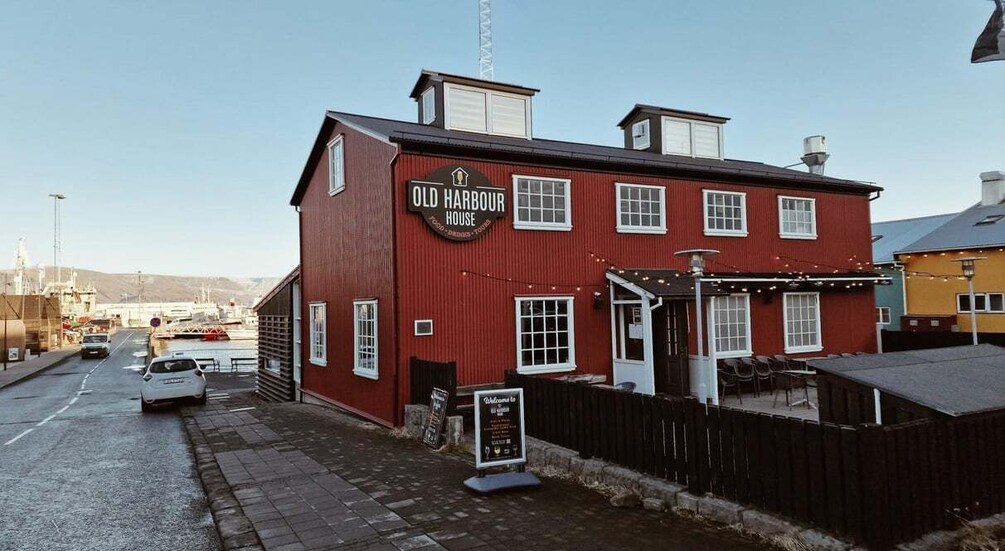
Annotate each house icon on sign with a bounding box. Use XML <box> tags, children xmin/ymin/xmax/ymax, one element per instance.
<box><xmin>451</xmin><ymin>168</ymin><xmax>469</xmax><ymax>187</ymax></box>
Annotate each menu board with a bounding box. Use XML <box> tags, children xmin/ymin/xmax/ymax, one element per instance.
<box><xmin>474</xmin><ymin>388</ymin><xmax>526</xmax><ymax>469</ymax></box>
<box><xmin>422</xmin><ymin>387</ymin><xmax>450</xmax><ymax>448</ymax></box>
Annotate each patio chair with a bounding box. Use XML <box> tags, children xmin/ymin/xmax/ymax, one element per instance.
<box><xmin>773</xmin><ymin>354</ymin><xmax>793</xmax><ymax>370</ymax></box>
<box><xmin>718</xmin><ymin>369</ymin><xmax>742</xmax><ymax>404</ymax></box>
<box><xmin>725</xmin><ymin>358</ymin><xmax>757</xmax><ymax>397</ymax></box>
<box><xmin>743</xmin><ymin>357</ymin><xmax>772</xmax><ymax>395</ymax></box>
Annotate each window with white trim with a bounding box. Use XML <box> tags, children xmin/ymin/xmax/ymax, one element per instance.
<box><xmin>631</xmin><ymin>119</ymin><xmax>650</xmax><ymax>150</ymax></box>
<box><xmin>784</xmin><ymin>293</ymin><xmax>822</xmax><ymax>353</ymax></box>
<box><xmin>712</xmin><ymin>294</ymin><xmax>751</xmax><ymax>357</ymax></box>
<box><xmin>353</xmin><ymin>300</ymin><xmax>378</xmax><ymax>379</ymax></box>
<box><xmin>515</xmin><ymin>297</ymin><xmax>575</xmax><ymax>374</ymax></box>
<box><xmin>513</xmin><ymin>176</ymin><xmax>571</xmax><ymax>230</ymax></box>
<box><xmin>328</xmin><ymin>135</ymin><xmax>345</xmax><ymax>195</ymax></box>
<box><xmin>703</xmin><ymin>190</ymin><xmax>747</xmax><ymax>236</ymax></box>
<box><xmin>616</xmin><ymin>183</ymin><xmax>666</xmax><ymax>234</ymax></box>
<box><xmin>661</xmin><ymin>117</ymin><xmax>722</xmax><ymax>159</ymax></box>
<box><xmin>444</xmin><ymin>83</ymin><xmax>531</xmax><ymax>138</ymax></box>
<box><xmin>308</xmin><ymin>302</ymin><xmax>327</xmax><ymax>366</ymax></box>
<box><xmin>957</xmin><ymin>293</ymin><xmax>1005</xmax><ymax>313</ymax></box>
<box><xmin>421</xmin><ymin>87</ymin><xmax>436</xmax><ymax>125</ymax></box>
<box><xmin>876</xmin><ymin>307</ymin><xmax>891</xmax><ymax>325</ymax></box>
<box><xmin>779</xmin><ymin>196</ymin><xmax>817</xmax><ymax>239</ymax></box>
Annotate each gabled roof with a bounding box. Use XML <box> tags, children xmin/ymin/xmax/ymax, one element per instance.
<box><xmin>253</xmin><ymin>266</ymin><xmax>300</xmax><ymax>312</ymax></box>
<box><xmin>291</xmin><ymin>111</ymin><xmax>881</xmax><ymax>206</ymax></box>
<box><xmin>617</xmin><ymin>104</ymin><xmax>730</xmax><ymax>128</ymax></box>
<box><xmin>896</xmin><ymin>202</ymin><xmax>1005</xmax><ymax>255</ymax></box>
<box><xmin>809</xmin><ymin>344</ymin><xmax>1005</xmax><ymax>417</ymax></box>
<box><xmin>409</xmin><ymin>69</ymin><xmax>539</xmax><ymax>99</ymax></box>
<box><xmin>871</xmin><ymin>213</ymin><xmax>957</xmax><ymax>264</ymax></box>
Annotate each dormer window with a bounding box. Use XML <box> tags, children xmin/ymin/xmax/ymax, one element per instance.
<box><xmin>421</xmin><ymin>88</ymin><xmax>435</xmax><ymax>125</ymax></box>
<box><xmin>663</xmin><ymin>117</ymin><xmax>722</xmax><ymax>159</ymax></box>
<box><xmin>445</xmin><ymin>83</ymin><xmax>531</xmax><ymax>138</ymax></box>
<box><xmin>631</xmin><ymin>119</ymin><xmax>650</xmax><ymax>150</ymax></box>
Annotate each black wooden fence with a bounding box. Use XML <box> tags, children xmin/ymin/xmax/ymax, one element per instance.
<box><xmin>881</xmin><ymin>329</ymin><xmax>1005</xmax><ymax>352</ymax></box>
<box><xmin>505</xmin><ymin>371</ymin><xmax>1005</xmax><ymax>549</ymax></box>
<box><xmin>409</xmin><ymin>357</ymin><xmax>457</xmax><ymax>415</ymax></box>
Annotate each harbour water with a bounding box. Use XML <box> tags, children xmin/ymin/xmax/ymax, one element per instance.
<box><xmin>161</xmin><ymin>338</ymin><xmax>258</xmax><ymax>372</ymax></box>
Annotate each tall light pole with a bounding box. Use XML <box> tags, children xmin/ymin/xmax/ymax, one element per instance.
<box><xmin>952</xmin><ymin>257</ymin><xmax>986</xmax><ymax>346</ymax></box>
<box><xmin>137</xmin><ymin>271</ymin><xmax>143</xmax><ymax>328</ymax></box>
<box><xmin>674</xmin><ymin>249</ymin><xmax>720</xmax><ymax>404</ymax></box>
<box><xmin>48</xmin><ymin>193</ymin><xmax>66</xmax><ymax>287</ymax></box>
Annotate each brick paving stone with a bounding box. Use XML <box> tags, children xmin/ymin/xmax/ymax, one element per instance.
<box><xmin>184</xmin><ymin>394</ymin><xmax>762</xmax><ymax>550</ymax></box>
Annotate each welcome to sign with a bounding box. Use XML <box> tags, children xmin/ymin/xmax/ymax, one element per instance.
<box><xmin>406</xmin><ymin>165</ymin><xmax>507</xmax><ymax>242</ymax></box>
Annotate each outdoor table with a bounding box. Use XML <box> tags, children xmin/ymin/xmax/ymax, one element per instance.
<box><xmin>779</xmin><ymin>370</ymin><xmax>817</xmax><ymax>409</ymax></box>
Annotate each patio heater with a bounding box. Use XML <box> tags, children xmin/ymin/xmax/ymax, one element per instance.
<box><xmin>674</xmin><ymin>249</ymin><xmax>719</xmax><ymax>405</ymax></box>
<box><xmin>951</xmin><ymin>257</ymin><xmax>986</xmax><ymax>346</ymax></box>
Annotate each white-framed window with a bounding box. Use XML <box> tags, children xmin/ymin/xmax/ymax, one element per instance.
<box><xmin>308</xmin><ymin>302</ymin><xmax>327</xmax><ymax>366</ymax></box>
<box><xmin>444</xmin><ymin>82</ymin><xmax>531</xmax><ymax>139</ymax></box>
<box><xmin>327</xmin><ymin>135</ymin><xmax>345</xmax><ymax>196</ymax></box>
<box><xmin>876</xmin><ymin>307</ymin><xmax>891</xmax><ymax>325</ymax></box>
<box><xmin>662</xmin><ymin>116</ymin><xmax>723</xmax><ymax>159</ymax></box>
<box><xmin>703</xmin><ymin>190</ymin><xmax>747</xmax><ymax>237</ymax></box>
<box><xmin>631</xmin><ymin>119</ymin><xmax>650</xmax><ymax>150</ymax></box>
<box><xmin>513</xmin><ymin>175</ymin><xmax>572</xmax><ymax>231</ymax></box>
<box><xmin>778</xmin><ymin>196</ymin><xmax>817</xmax><ymax>239</ymax></box>
<box><xmin>421</xmin><ymin>87</ymin><xmax>436</xmax><ymax>125</ymax></box>
<box><xmin>515</xmin><ymin>296</ymin><xmax>576</xmax><ymax>374</ymax></box>
<box><xmin>957</xmin><ymin>293</ymin><xmax>1005</xmax><ymax>313</ymax></box>
<box><xmin>353</xmin><ymin>300</ymin><xmax>378</xmax><ymax>379</ymax></box>
<box><xmin>711</xmin><ymin>294</ymin><xmax>751</xmax><ymax>357</ymax></box>
<box><xmin>784</xmin><ymin>292</ymin><xmax>822</xmax><ymax>353</ymax></box>
<box><xmin>615</xmin><ymin>183</ymin><xmax>666</xmax><ymax>234</ymax></box>
<box><xmin>414</xmin><ymin>319</ymin><xmax>433</xmax><ymax>336</ymax></box>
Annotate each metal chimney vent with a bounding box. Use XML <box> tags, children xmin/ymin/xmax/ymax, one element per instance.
<box><xmin>801</xmin><ymin>135</ymin><xmax>829</xmax><ymax>175</ymax></box>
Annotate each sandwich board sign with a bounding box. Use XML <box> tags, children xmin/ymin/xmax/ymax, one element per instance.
<box><xmin>422</xmin><ymin>387</ymin><xmax>450</xmax><ymax>448</ymax></box>
<box><xmin>464</xmin><ymin>387</ymin><xmax>540</xmax><ymax>494</ymax></box>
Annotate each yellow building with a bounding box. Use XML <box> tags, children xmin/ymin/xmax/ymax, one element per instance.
<box><xmin>896</xmin><ymin>171</ymin><xmax>1005</xmax><ymax>334</ymax></box>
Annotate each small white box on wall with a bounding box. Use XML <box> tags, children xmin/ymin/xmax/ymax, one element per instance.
<box><xmin>414</xmin><ymin>319</ymin><xmax>433</xmax><ymax>336</ymax></box>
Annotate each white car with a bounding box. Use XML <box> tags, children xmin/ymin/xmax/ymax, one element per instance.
<box><xmin>140</xmin><ymin>353</ymin><xmax>207</xmax><ymax>411</ymax></box>
<box><xmin>81</xmin><ymin>333</ymin><xmax>111</xmax><ymax>358</ymax></box>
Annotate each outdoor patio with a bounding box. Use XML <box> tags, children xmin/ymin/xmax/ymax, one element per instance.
<box><xmin>718</xmin><ymin>386</ymin><xmax>820</xmax><ymax>421</ymax></box>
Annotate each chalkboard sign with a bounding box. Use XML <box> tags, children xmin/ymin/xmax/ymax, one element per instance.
<box><xmin>474</xmin><ymin>388</ymin><xmax>526</xmax><ymax>469</ymax></box>
<box><xmin>422</xmin><ymin>387</ymin><xmax>450</xmax><ymax>448</ymax></box>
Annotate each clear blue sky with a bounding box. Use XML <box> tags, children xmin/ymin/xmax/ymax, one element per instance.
<box><xmin>2</xmin><ymin>1</ymin><xmax>1002</xmax><ymax>278</ymax></box>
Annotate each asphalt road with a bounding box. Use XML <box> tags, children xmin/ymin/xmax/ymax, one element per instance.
<box><xmin>0</xmin><ymin>330</ymin><xmax>220</xmax><ymax>551</ymax></box>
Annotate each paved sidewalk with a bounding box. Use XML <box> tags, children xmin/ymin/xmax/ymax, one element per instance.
<box><xmin>183</xmin><ymin>392</ymin><xmax>762</xmax><ymax>551</ymax></box>
<box><xmin>0</xmin><ymin>345</ymin><xmax>80</xmax><ymax>390</ymax></box>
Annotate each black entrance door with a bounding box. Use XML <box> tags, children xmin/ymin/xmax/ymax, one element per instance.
<box><xmin>653</xmin><ymin>302</ymin><xmax>690</xmax><ymax>396</ymax></box>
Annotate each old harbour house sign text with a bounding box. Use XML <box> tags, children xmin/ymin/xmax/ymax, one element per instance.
<box><xmin>407</xmin><ymin>165</ymin><xmax>507</xmax><ymax>241</ymax></box>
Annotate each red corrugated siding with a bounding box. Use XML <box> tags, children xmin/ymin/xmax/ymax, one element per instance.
<box><xmin>298</xmin><ymin>122</ymin><xmax>399</xmax><ymax>425</ymax></box>
<box><xmin>393</xmin><ymin>153</ymin><xmax>877</xmax><ymax>402</ymax></box>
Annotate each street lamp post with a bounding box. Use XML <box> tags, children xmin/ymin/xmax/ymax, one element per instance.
<box><xmin>674</xmin><ymin>249</ymin><xmax>720</xmax><ymax>405</ymax></box>
<box><xmin>952</xmin><ymin>257</ymin><xmax>986</xmax><ymax>346</ymax></box>
<box><xmin>48</xmin><ymin>193</ymin><xmax>66</xmax><ymax>286</ymax></box>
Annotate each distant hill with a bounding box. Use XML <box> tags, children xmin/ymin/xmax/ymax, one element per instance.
<box><xmin>1</xmin><ymin>267</ymin><xmax>281</xmax><ymax>306</ymax></box>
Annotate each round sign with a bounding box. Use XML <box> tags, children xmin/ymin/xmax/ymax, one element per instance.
<box><xmin>406</xmin><ymin>165</ymin><xmax>507</xmax><ymax>241</ymax></box>
<box><xmin>150</xmin><ymin>317</ymin><xmax>161</xmax><ymax>328</ymax></box>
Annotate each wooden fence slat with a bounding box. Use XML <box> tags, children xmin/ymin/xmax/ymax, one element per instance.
<box><xmin>776</xmin><ymin>417</ymin><xmax>794</xmax><ymax>518</ymax></box>
<box><xmin>840</xmin><ymin>426</ymin><xmax>863</xmax><ymax>542</ymax></box>
<box><xmin>745</xmin><ymin>412</ymin><xmax>763</xmax><ymax>507</ymax></box>
<box><xmin>720</xmin><ymin>407</ymin><xmax>736</xmax><ymax>501</ymax></box>
<box><xmin>732</xmin><ymin>408</ymin><xmax>749</xmax><ymax>503</ymax></box>
<box><xmin>759</xmin><ymin>414</ymin><xmax>779</xmax><ymax>513</ymax></box>
<box><xmin>695</xmin><ymin>400</ymin><xmax>710</xmax><ymax>495</ymax></box>
<box><xmin>707</xmin><ymin>406</ymin><xmax>722</xmax><ymax>495</ymax></box>
<box><xmin>822</xmin><ymin>424</ymin><xmax>845</xmax><ymax>534</ymax></box>
<box><xmin>804</xmin><ymin>422</ymin><xmax>826</xmax><ymax>527</ymax></box>
<box><xmin>673</xmin><ymin>399</ymin><xmax>688</xmax><ymax>485</ymax></box>
<box><xmin>859</xmin><ymin>424</ymin><xmax>889</xmax><ymax>549</ymax></box>
<box><xmin>684</xmin><ymin>398</ymin><xmax>701</xmax><ymax>494</ymax></box>
<box><xmin>790</xmin><ymin>419</ymin><xmax>809</xmax><ymax>521</ymax></box>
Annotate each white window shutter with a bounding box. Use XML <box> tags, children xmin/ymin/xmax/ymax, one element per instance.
<box><xmin>448</xmin><ymin>87</ymin><xmax>487</xmax><ymax>132</ymax></box>
<box><xmin>663</xmin><ymin>119</ymin><xmax>692</xmax><ymax>155</ymax></box>
<box><xmin>489</xmin><ymin>94</ymin><xmax>527</xmax><ymax>137</ymax></box>
<box><xmin>693</xmin><ymin>123</ymin><xmax>721</xmax><ymax>159</ymax></box>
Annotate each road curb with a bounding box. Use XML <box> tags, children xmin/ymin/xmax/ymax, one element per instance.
<box><xmin>181</xmin><ymin>413</ymin><xmax>264</xmax><ymax>551</ymax></box>
<box><xmin>0</xmin><ymin>347</ymin><xmax>81</xmax><ymax>391</ymax></box>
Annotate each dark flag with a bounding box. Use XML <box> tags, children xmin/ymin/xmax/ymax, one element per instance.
<box><xmin>972</xmin><ymin>0</ymin><xmax>1005</xmax><ymax>63</ymax></box>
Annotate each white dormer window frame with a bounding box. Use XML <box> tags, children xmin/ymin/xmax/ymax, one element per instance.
<box><xmin>421</xmin><ymin>87</ymin><xmax>436</xmax><ymax>125</ymax></box>
<box><xmin>442</xmin><ymin>82</ymin><xmax>532</xmax><ymax>139</ymax></box>
<box><xmin>327</xmin><ymin>135</ymin><xmax>345</xmax><ymax>196</ymax></box>
<box><xmin>631</xmin><ymin>119</ymin><xmax>650</xmax><ymax>150</ymax></box>
<box><xmin>661</xmin><ymin>116</ymin><xmax>723</xmax><ymax>160</ymax></box>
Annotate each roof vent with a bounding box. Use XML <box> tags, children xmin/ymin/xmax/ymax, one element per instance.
<box><xmin>801</xmin><ymin>136</ymin><xmax>829</xmax><ymax>175</ymax></box>
<box><xmin>980</xmin><ymin>171</ymin><xmax>1005</xmax><ymax>207</ymax></box>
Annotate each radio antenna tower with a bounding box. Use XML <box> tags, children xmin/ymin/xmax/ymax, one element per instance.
<box><xmin>478</xmin><ymin>0</ymin><xmax>493</xmax><ymax>80</ymax></box>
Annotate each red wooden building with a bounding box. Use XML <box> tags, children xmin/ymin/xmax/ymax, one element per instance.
<box><xmin>290</xmin><ymin>70</ymin><xmax>884</xmax><ymax>426</ymax></box>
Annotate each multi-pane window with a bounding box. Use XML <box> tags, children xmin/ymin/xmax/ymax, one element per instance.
<box><xmin>515</xmin><ymin>297</ymin><xmax>575</xmax><ymax>373</ymax></box>
<box><xmin>703</xmin><ymin>190</ymin><xmax>747</xmax><ymax>236</ymax></box>
<box><xmin>616</xmin><ymin>183</ymin><xmax>666</xmax><ymax>233</ymax></box>
<box><xmin>328</xmin><ymin>135</ymin><xmax>345</xmax><ymax>195</ymax></box>
<box><xmin>308</xmin><ymin>303</ymin><xmax>326</xmax><ymax>366</ymax></box>
<box><xmin>712</xmin><ymin>294</ymin><xmax>751</xmax><ymax>357</ymax></box>
<box><xmin>784</xmin><ymin>293</ymin><xmax>822</xmax><ymax>353</ymax></box>
<box><xmin>353</xmin><ymin>300</ymin><xmax>378</xmax><ymax>379</ymax></box>
<box><xmin>957</xmin><ymin>293</ymin><xmax>1005</xmax><ymax>313</ymax></box>
<box><xmin>779</xmin><ymin>196</ymin><xmax>817</xmax><ymax>239</ymax></box>
<box><xmin>513</xmin><ymin>176</ymin><xmax>572</xmax><ymax>230</ymax></box>
<box><xmin>876</xmin><ymin>307</ymin><xmax>891</xmax><ymax>325</ymax></box>
<box><xmin>631</xmin><ymin>119</ymin><xmax>650</xmax><ymax>150</ymax></box>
